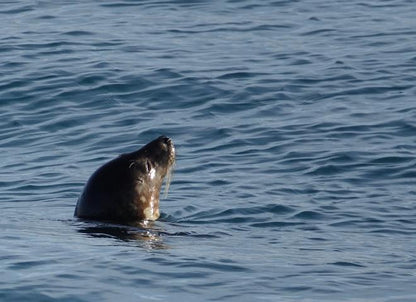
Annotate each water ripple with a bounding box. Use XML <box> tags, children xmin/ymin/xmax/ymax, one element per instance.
<box><xmin>1</xmin><ymin>0</ymin><xmax>416</xmax><ymax>301</ymax></box>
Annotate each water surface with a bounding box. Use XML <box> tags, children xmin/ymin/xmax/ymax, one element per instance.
<box><xmin>1</xmin><ymin>0</ymin><xmax>416</xmax><ymax>301</ymax></box>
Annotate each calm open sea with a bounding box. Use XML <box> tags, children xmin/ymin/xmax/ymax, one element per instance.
<box><xmin>1</xmin><ymin>0</ymin><xmax>416</xmax><ymax>301</ymax></box>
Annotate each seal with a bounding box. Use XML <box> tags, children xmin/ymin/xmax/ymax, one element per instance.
<box><xmin>74</xmin><ymin>136</ymin><xmax>175</xmax><ymax>224</ymax></box>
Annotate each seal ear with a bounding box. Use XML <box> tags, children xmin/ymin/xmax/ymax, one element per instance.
<box><xmin>129</xmin><ymin>161</ymin><xmax>144</xmax><ymax>184</ymax></box>
<box><xmin>136</xmin><ymin>177</ymin><xmax>144</xmax><ymax>184</ymax></box>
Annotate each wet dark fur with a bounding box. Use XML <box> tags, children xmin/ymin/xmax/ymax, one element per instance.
<box><xmin>75</xmin><ymin>136</ymin><xmax>175</xmax><ymax>224</ymax></box>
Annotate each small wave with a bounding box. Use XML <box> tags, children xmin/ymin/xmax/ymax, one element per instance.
<box><xmin>250</xmin><ymin>221</ymin><xmax>305</xmax><ymax>228</ymax></box>
<box><xmin>292</xmin><ymin>210</ymin><xmax>326</xmax><ymax>220</ymax></box>
<box><xmin>330</xmin><ymin>261</ymin><xmax>366</xmax><ymax>268</ymax></box>
<box><xmin>62</xmin><ymin>30</ymin><xmax>94</xmax><ymax>36</ymax></box>
<box><xmin>0</xmin><ymin>5</ymin><xmax>33</xmax><ymax>15</ymax></box>
<box><xmin>175</xmin><ymin>203</ymin><xmax>295</xmax><ymax>223</ymax></box>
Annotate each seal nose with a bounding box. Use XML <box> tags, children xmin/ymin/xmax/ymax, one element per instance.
<box><xmin>158</xmin><ymin>136</ymin><xmax>172</xmax><ymax>145</ymax></box>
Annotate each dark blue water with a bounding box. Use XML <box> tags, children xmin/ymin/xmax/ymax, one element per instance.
<box><xmin>1</xmin><ymin>0</ymin><xmax>416</xmax><ymax>301</ymax></box>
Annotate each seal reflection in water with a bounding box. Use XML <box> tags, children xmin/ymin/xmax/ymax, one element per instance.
<box><xmin>75</xmin><ymin>136</ymin><xmax>175</xmax><ymax>224</ymax></box>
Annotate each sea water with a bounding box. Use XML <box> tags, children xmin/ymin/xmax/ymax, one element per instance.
<box><xmin>1</xmin><ymin>0</ymin><xmax>416</xmax><ymax>301</ymax></box>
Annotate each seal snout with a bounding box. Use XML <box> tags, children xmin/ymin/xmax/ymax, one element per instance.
<box><xmin>157</xmin><ymin>135</ymin><xmax>171</xmax><ymax>143</ymax></box>
<box><xmin>158</xmin><ymin>135</ymin><xmax>174</xmax><ymax>149</ymax></box>
<box><xmin>157</xmin><ymin>136</ymin><xmax>175</xmax><ymax>165</ymax></box>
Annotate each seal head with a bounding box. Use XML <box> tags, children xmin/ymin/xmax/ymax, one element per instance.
<box><xmin>75</xmin><ymin>136</ymin><xmax>175</xmax><ymax>224</ymax></box>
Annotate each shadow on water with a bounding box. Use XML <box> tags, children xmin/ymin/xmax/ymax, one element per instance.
<box><xmin>72</xmin><ymin>215</ymin><xmax>226</xmax><ymax>250</ymax></box>
<box><xmin>74</xmin><ymin>219</ymin><xmax>170</xmax><ymax>250</ymax></box>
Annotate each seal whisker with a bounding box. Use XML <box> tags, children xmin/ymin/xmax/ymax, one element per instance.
<box><xmin>163</xmin><ymin>164</ymin><xmax>174</xmax><ymax>198</ymax></box>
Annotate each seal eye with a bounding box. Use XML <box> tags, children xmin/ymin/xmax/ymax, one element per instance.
<box><xmin>146</xmin><ymin>160</ymin><xmax>153</xmax><ymax>173</ymax></box>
